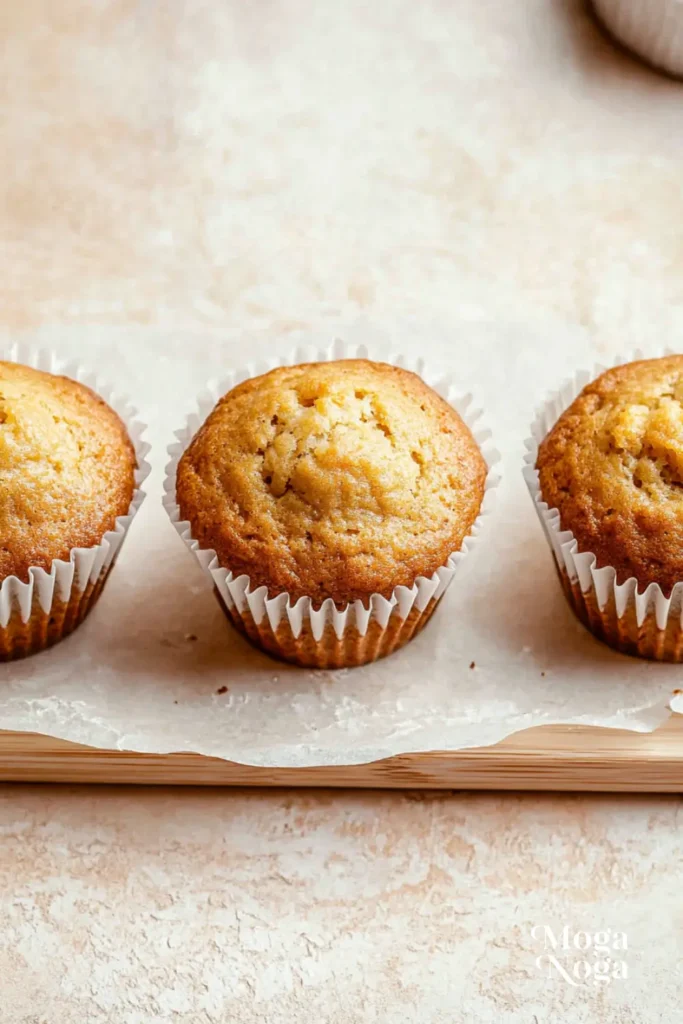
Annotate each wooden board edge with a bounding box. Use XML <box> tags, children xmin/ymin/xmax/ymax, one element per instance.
<box><xmin>1</xmin><ymin>717</ymin><xmax>683</xmax><ymax>790</ymax></box>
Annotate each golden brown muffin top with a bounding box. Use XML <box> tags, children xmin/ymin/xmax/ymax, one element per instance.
<box><xmin>177</xmin><ymin>359</ymin><xmax>487</xmax><ymax>605</ymax></box>
<box><xmin>537</xmin><ymin>356</ymin><xmax>683</xmax><ymax>594</ymax></box>
<box><xmin>0</xmin><ymin>362</ymin><xmax>136</xmax><ymax>584</ymax></box>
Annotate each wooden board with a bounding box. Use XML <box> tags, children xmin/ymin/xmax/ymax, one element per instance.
<box><xmin>2</xmin><ymin>716</ymin><xmax>683</xmax><ymax>790</ymax></box>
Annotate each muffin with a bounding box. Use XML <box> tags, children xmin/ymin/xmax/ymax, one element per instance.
<box><xmin>0</xmin><ymin>360</ymin><xmax>138</xmax><ymax>660</ymax></box>
<box><xmin>172</xmin><ymin>358</ymin><xmax>489</xmax><ymax>668</ymax></box>
<box><xmin>530</xmin><ymin>355</ymin><xmax>683</xmax><ymax>661</ymax></box>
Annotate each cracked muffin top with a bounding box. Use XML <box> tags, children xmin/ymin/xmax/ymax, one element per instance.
<box><xmin>537</xmin><ymin>356</ymin><xmax>683</xmax><ymax>594</ymax></box>
<box><xmin>176</xmin><ymin>359</ymin><xmax>487</xmax><ymax>605</ymax></box>
<box><xmin>0</xmin><ymin>361</ymin><xmax>136</xmax><ymax>584</ymax></box>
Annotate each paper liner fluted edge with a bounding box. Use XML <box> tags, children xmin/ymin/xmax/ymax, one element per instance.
<box><xmin>163</xmin><ymin>334</ymin><xmax>501</xmax><ymax>668</ymax></box>
<box><xmin>523</xmin><ymin>345</ymin><xmax>683</xmax><ymax>664</ymax></box>
<box><xmin>0</xmin><ymin>342</ymin><xmax>151</xmax><ymax>659</ymax></box>
<box><xmin>592</xmin><ymin>0</ymin><xmax>683</xmax><ymax>77</ymax></box>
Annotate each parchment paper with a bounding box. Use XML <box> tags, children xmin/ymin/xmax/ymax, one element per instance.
<box><xmin>0</xmin><ymin>320</ymin><xmax>679</xmax><ymax>767</ymax></box>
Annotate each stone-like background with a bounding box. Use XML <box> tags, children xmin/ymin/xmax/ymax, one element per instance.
<box><xmin>1</xmin><ymin>0</ymin><xmax>682</xmax><ymax>1020</ymax></box>
<box><xmin>3</xmin><ymin>788</ymin><xmax>681</xmax><ymax>1022</ymax></box>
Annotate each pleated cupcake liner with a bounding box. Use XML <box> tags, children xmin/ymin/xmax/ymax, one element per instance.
<box><xmin>592</xmin><ymin>0</ymin><xmax>683</xmax><ymax>77</ymax></box>
<box><xmin>164</xmin><ymin>334</ymin><xmax>501</xmax><ymax>669</ymax></box>
<box><xmin>0</xmin><ymin>343</ymin><xmax>151</xmax><ymax>661</ymax></box>
<box><xmin>523</xmin><ymin>346</ymin><xmax>683</xmax><ymax>663</ymax></box>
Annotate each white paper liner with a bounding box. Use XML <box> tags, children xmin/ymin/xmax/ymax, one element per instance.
<box><xmin>523</xmin><ymin>346</ymin><xmax>683</xmax><ymax>644</ymax></box>
<box><xmin>163</xmin><ymin>335</ymin><xmax>501</xmax><ymax>661</ymax></box>
<box><xmin>0</xmin><ymin>342</ymin><xmax>151</xmax><ymax>635</ymax></box>
<box><xmin>593</xmin><ymin>0</ymin><xmax>683</xmax><ymax>77</ymax></box>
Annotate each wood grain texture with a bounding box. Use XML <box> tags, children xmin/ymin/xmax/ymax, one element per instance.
<box><xmin>2</xmin><ymin>717</ymin><xmax>683</xmax><ymax>790</ymax></box>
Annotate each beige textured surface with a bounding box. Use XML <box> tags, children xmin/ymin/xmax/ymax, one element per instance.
<box><xmin>2</xmin><ymin>0</ymin><xmax>683</xmax><ymax>344</ymax></box>
<box><xmin>1</xmin><ymin>786</ymin><xmax>682</xmax><ymax>1023</ymax></box>
<box><xmin>2</xmin><ymin>0</ymin><xmax>683</xmax><ymax>1020</ymax></box>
